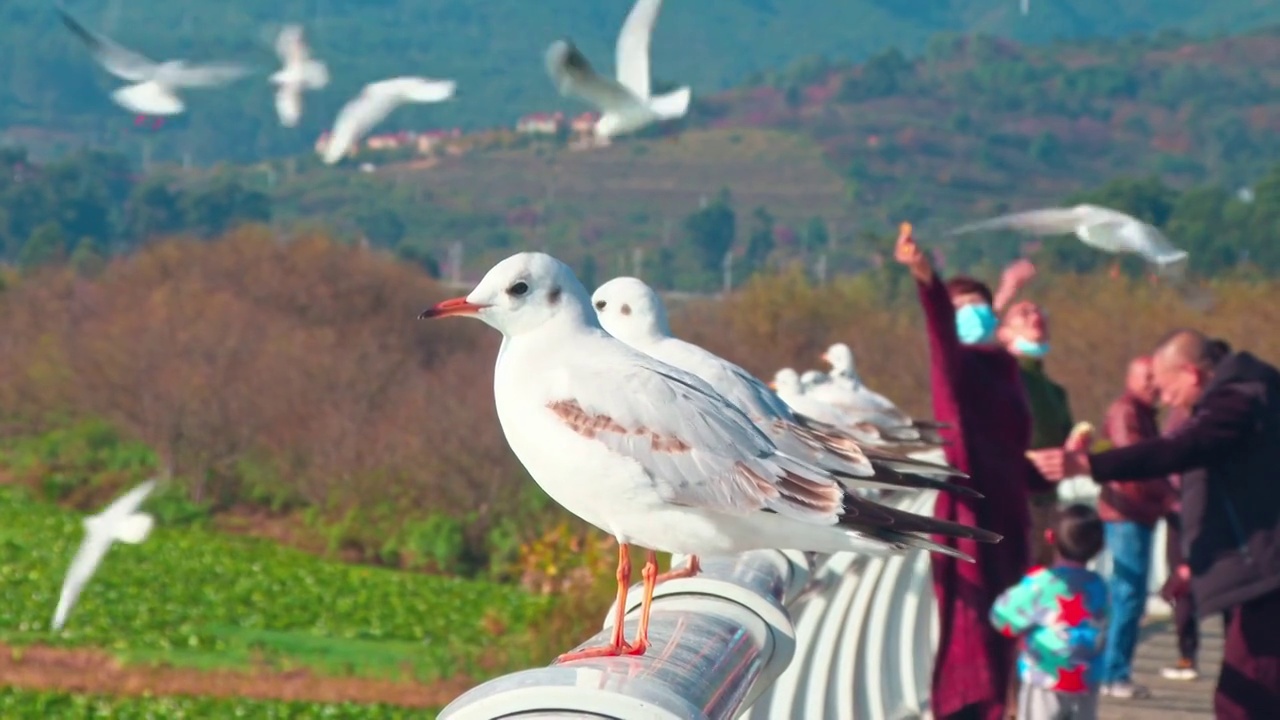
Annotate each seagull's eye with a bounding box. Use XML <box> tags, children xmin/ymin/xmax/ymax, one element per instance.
<box><xmin>507</xmin><ymin>281</ymin><xmax>530</xmax><ymax>297</ymax></box>
<box><xmin>594</xmin><ymin>300</ymin><xmax>607</xmax><ymax>311</ymax></box>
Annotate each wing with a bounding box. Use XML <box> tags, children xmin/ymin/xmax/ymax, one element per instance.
<box><xmin>57</xmin><ymin>6</ymin><xmax>156</xmax><ymax>82</ymax></box>
<box><xmin>547</xmin><ymin>354</ymin><xmax>844</xmax><ymax>525</ymax></box>
<box><xmin>545</xmin><ymin>40</ymin><xmax>640</xmax><ymax>112</ymax></box>
<box><xmin>275</xmin><ymin>24</ymin><xmax>308</xmax><ymax>66</ymax></box>
<box><xmin>947</xmin><ymin>207</ymin><xmax>1084</xmax><ymax>237</ymax></box>
<box><xmin>657</xmin><ymin>338</ymin><xmax>794</xmax><ymax>423</ymax></box>
<box><xmin>323</xmin><ymin>89</ymin><xmax>400</xmax><ymax>164</ymax></box>
<box><xmin>377</xmin><ymin>77</ymin><xmax>456</xmax><ymax>104</ymax></box>
<box><xmin>275</xmin><ymin>85</ymin><xmax>302</xmax><ymax>126</ymax></box>
<box><xmin>104</xmin><ymin>479</ymin><xmax>158</xmax><ymax>517</ymax></box>
<box><xmin>163</xmin><ymin>63</ymin><xmax>252</xmax><ymax>88</ymax></box>
<box><xmin>51</xmin><ymin>533</ymin><xmax>110</xmax><ymax>630</ymax></box>
<box><xmin>615</xmin><ymin>0</ymin><xmax>662</xmax><ymax>99</ymax></box>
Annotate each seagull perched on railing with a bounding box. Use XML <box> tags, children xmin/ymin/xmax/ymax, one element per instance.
<box><xmin>418</xmin><ymin>252</ymin><xmax>1000</xmax><ymax>660</ymax></box>
<box><xmin>809</xmin><ymin>342</ymin><xmax>946</xmax><ymax>445</ymax></box>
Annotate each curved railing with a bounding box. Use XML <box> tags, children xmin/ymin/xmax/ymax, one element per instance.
<box><xmin>440</xmin><ymin>473</ymin><xmax>1170</xmax><ymax>719</ymax></box>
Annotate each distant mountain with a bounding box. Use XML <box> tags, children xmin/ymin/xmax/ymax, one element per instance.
<box><xmin>9</xmin><ymin>0</ymin><xmax>1280</xmax><ymax>165</ymax></box>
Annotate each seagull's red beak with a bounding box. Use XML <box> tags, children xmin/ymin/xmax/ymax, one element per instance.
<box><xmin>418</xmin><ymin>296</ymin><xmax>487</xmax><ymax>319</ymax></box>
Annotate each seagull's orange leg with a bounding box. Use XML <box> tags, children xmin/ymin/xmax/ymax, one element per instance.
<box><xmin>555</xmin><ymin>542</ymin><xmax>639</xmax><ymax>663</ymax></box>
<box><xmin>624</xmin><ymin>550</ymin><xmax>660</xmax><ymax>656</ymax></box>
<box><xmin>655</xmin><ymin>553</ymin><xmax>701</xmax><ymax>583</ymax></box>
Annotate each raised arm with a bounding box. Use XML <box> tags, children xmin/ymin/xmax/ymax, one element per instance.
<box><xmin>895</xmin><ymin>223</ymin><xmax>964</xmax><ymax>387</ymax></box>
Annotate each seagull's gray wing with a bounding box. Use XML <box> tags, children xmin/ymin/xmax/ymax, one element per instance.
<box><xmin>947</xmin><ymin>207</ymin><xmax>1085</xmax><ymax>237</ymax></box>
<box><xmin>545</xmin><ymin>39</ymin><xmax>639</xmax><ymax>112</ymax></box>
<box><xmin>56</xmin><ymin>6</ymin><xmax>157</xmax><ymax>83</ymax></box>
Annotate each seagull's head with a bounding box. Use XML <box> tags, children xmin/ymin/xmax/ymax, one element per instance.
<box><xmin>822</xmin><ymin>342</ymin><xmax>854</xmax><ymax>372</ymax></box>
<box><xmin>591</xmin><ymin>277</ymin><xmax>670</xmax><ymax>346</ymax></box>
<box><xmin>772</xmin><ymin>368</ymin><xmax>802</xmax><ymax>394</ymax></box>
<box><xmin>419</xmin><ymin>252</ymin><xmax>593</xmax><ymax>336</ymax></box>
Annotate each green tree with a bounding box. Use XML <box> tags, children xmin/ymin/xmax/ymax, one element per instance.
<box><xmin>684</xmin><ymin>189</ymin><xmax>736</xmax><ymax>275</ymax></box>
<box><xmin>743</xmin><ymin>206</ymin><xmax>775</xmax><ymax>276</ymax></box>
<box><xmin>19</xmin><ymin>222</ymin><xmax>66</xmax><ymax>271</ymax></box>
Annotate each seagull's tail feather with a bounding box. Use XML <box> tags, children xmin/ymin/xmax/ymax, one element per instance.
<box><xmin>648</xmin><ymin>86</ymin><xmax>691</xmax><ymax>120</ymax></box>
<box><xmin>406</xmin><ymin>80</ymin><xmax>456</xmax><ymax>104</ymax></box>
<box><xmin>112</xmin><ymin>513</ymin><xmax>154</xmax><ymax>544</ymax></box>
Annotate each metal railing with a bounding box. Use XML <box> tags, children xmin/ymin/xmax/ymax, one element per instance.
<box><xmin>439</xmin><ymin>549</ymin><xmax>812</xmax><ymax>720</ymax></box>
<box><xmin>440</xmin><ymin>470</ymin><xmax>1172</xmax><ymax>719</ymax></box>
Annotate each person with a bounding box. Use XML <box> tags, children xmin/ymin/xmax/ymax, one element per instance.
<box><xmin>895</xmin><ymin>223</ymin><xmax>1034</xmax><ymax>720</ymax></box>
<box><xmin>1027</xmin><ymin>329</ymin><xmax>1280</xmax><ymax>720</ymax></box>
<box><xmin>993</xmin><ymin>259</ymin><xmax>1075</xmax><ymax>567</ymax></box>
<box><xmin>1094</xmin><ymin>355</ymin><xmax>1174</xmax><ymax>699</ymax></box>
<box><xmin>991</xmin><ymin>504</ymin><xmax>1109</xmax><ymax>720</ymax></box>
<box><xmin>1158</xmin><ymin>401</ymin><xmax>1198</xmax><ymax>681</ymax></box>
<box><xmin>1158</xmin><ymin>337</ymin><xmax>1229</xmax><ymax>682</ymax></box>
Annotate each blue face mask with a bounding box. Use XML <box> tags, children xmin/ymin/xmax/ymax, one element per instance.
<box><xmin>955</xmin><ymin>303</ymin><xmax>998</xmax><ymax>345</ymax></box>
<box><xmin>1012</xmin><ymin>337</ymin><xmax>1050</xmax><ymax>358</ymax></box>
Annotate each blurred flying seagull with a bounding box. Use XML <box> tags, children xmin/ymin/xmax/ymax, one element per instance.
<box><xmin>321</xmin><ymin>77</ymin><xmax>456</xmax><ymax>165</ymax></box>
<box><xmin>270</xmin><ymin>24</ymin><xmax>329</xmax><ymax>127</ymax></box>
<box><xmin>544</xmin><ymin>0</ymin><xmax>691</xmax><ymax>139</ymax></box>
<box><xmin>52</xmin><ymin>479</ymin><xmax>158</xmax><ymax>631</ymax></box>
<box><xmin>57</xmin><ymin>5</ymin><xmax>251</xmax><ymax>116</ymax></box>
<box><xmin>948</xmin><ymin>204</ymin><xmax>1190</xmax><ymax>277</ymax></box>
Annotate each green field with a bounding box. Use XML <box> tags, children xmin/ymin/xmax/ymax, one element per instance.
<box><xmin>0</xmin><ymin>483</ymin><xmax>551</xmax><ymax>682</ymax></box>
<box><xmin>0</xmin><ymin>688</ymin><xmax>435</xmax><ymax>719</ymax></box>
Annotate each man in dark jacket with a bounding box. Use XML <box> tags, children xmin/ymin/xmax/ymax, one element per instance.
<box><xmin>1028</xmin><ymin>329</ymin><xmax>1280</xmax><ymax>720</ymax></box>
<box><xmin>1095</xmin><ymin>355</ymin><xmax>1175</xmax><ymax>699</ymax></box>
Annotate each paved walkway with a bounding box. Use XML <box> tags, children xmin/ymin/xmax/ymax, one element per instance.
<box><xmin>1099</xmin><ymin>614</ymin><xmax>1221</xmax><ymax>719</ymax></box>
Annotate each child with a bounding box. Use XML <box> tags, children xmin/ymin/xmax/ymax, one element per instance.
<box><xmin>991</xmin><ymin>503</ymin><xmax>1109</xmax><ymax>720</ymax></box>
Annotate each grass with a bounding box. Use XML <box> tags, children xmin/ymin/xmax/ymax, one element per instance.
<box><xmin>0</xmin><ymin>483</ymin><xmax>553</xmax><ymax>682</ymax></box>
<box><xmin>0</xmin><ymin>687</ymin><xmax>436</xmax><ymax>719</ymax></box>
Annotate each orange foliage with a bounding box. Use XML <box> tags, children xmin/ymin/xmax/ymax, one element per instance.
<box><xmin>1</xmin><ymin>234</ymin><xmax>1277</xmax><ymax>550</ymax></box>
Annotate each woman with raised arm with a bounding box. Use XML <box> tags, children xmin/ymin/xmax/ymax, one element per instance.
<box><xmin>894</xmin><ymin>223</ymin><xmax>1035</xmax><ymax>720</ymax></box>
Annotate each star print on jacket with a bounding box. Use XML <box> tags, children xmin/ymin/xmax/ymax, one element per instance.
<box><xmin>989</xmin><ymin>565</ymin><xmax>1109</xmax><ymax>692</ymax></box>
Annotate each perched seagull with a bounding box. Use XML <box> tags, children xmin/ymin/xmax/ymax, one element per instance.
<box><xmin>947</xmin><ymin>204</ymin><xmax>1190</xmax><ymax>277</ymax></box>
<box><xmin>544</xmin><ymin>0</ymin><xmax>691</xmax><ymax>139</ymax></box>
<box><xmin>57</xmin><ymin>6</ymin><xmax>250</xmax><ymax>116</ymax></box>
<box><xmin>815</xmin><ymin>342</ymin><xmax>946</xmax><ymax>444</ymax></box>
<box><xmin>270</xmin><ymin>24</ymin><xmax>329</xmax><ymax>127</ymax></box>
<box><xmin>52</xmin><ymin>479</ymin><xmax>158</xmax><ymax>631</ymax></box>
<box><xmin>321</xmin><ymin>77</ymin><xmax>456</xmax><ymax>165</ymax></box>
<box><xmin>591</xmin><ymin>277</ymin><xmax>964</xmax><ymax>494</ymax></box>
<box><xmin>419</xmin><ymin>252</ymin><xmax>1000</xmax><ymax>660</ymax></box>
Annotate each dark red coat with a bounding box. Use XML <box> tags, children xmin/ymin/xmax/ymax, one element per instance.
<box><xmin>917</xmin><ymin>274</ymin><xmax>1034</xmax><ymax>720</ymax></box>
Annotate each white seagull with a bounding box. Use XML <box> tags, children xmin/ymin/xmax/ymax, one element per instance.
<box><xmin>544</xmin><ymin>0</ymin><xmax>691</xmax><ymax>139</ymax></box>
<box><xmin>270</xmin><ymin>24</ymin><xmax>329</xmax><ymax>127</ymax></box>
<box><xmin>813</xmin><ymin>342</ymin><xmax>946</xmax><ymax>444</ymax></box>
<box><xmin>52</xmin><ymin>479</ymin><xmax>158</xmax><ymax>631</ymax></box>
<box><xmin>947</xmin><ymin>204</ymin><xmax>1190</xmax><ymax>276</ymax></box>
<box><xmin>591</xmin><ymin>277</ymin><xmax>965</xmax><ymax>493</ymax></box>
<box><xmin>321</xmin><ymin>77</ymin><xmax>456</xmax><ymax>165</ymax></box>
<box><xmin>419</xmin><ymin>252</ymin><xmax>1000</xmax><ymax>660</ymax></box>
<box><xmin>57</xmin><ymin>6</ymin><xmax>251</xmax><ymax>116</ymax></box>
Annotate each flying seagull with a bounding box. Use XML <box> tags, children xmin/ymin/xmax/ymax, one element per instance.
<box><xmin>270</xmin><ymin>24</ymin><xmax>329</xmax><ymax>127</ymax></box>
<box><xmin>544</xmin><ymin>0</ymin><xmax>691</xmax><ymax>139</ymax></box>
<box><xmin>52</xmin><ymin>479</ymin><xmax>158</xmax><ymax>631</ymax></box>
<box><xmin>321</xmin><ymin>77</ymin><xmax>456</xmax><ymax>165</ymax></box>
<box><xmin>57</xmin><ymin>5</ymin><xmax>250</xmax><ymax>116</ymax></box>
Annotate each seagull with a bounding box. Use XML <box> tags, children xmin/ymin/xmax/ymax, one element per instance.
<box><xmin>52</xmin><ymin>479</ymin><xmax>158</xmax><ymax>631</ymax></box>
<box><xmin>270</xmin><ymin>24</ymin><xmax>329</xmax><ymax>127</ymax></box>
<box><xmin>57</xmin><ymin>6</ymin><xmax>250</xmax><ymax>116</ymax></box>
<box><xmin>419</xmin><ymin>252</ymin><xmax>1000</xmax><ymax>660</ymax></box>
<box><xmin>591</xmin><ymin>277</ymin><xmax>965</xmax><ymax>493</ymax></box>
<box><xmin>947</xmin><ymin>204</ymin><xmax>1190</xmax><ymax>277</ymax></box>
<box><xmin>321</xmin><ymin>77</ymin><xmax>456</xmax><ymax>165</ymax></box>
<box><xmin>544</xmin><ymin>0</ymin><xmax>691</xmax><ymax>139</ymax></box>
<box><xmin>814</xmin><ymin>342</ymin><xmax>946</xmax><ymax>444</ymax></box>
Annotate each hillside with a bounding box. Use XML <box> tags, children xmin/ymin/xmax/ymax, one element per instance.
<box><xmin>344</xmin><ymin>27</ymin><xmax>1280</xmax><ymax>284</ymax></box>
<box><xmin>10</xmin><ymin>0</ymin><xmax>1280</xmax><ymax>164</ymax></box>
